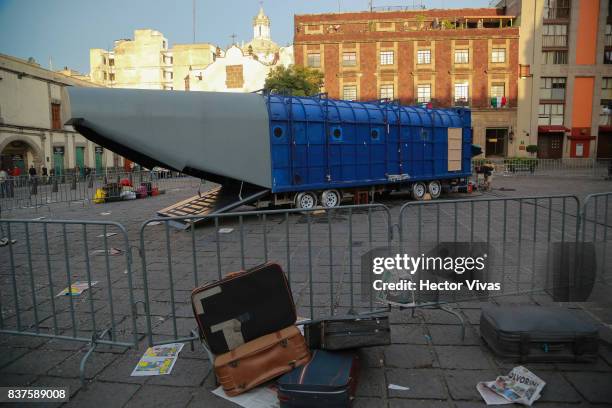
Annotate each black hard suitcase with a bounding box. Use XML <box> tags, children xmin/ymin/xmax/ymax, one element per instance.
<box><xmin>191</xmin><ymin>262</ymin><xmax>296</xmax><ymax>355</ymax></box>
<box><xmin>480</xmin><ymin>304</ymin><xmax>599</xmax><ymax>363</ymax></box>
<box><xmin>303</xmin><ymin>313</ymin><xmax>390</xmax><ymax>350</ymax></box>
<box><xmin>277</xmin><ymin>350</ymin><xmax>359</xmax><ymax>408</ymax></box>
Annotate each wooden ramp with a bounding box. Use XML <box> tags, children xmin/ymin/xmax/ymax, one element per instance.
<box><xmin>157</xmin><ymin>184</ymin><xmax>270</xmax><ymax>229</ymax></box>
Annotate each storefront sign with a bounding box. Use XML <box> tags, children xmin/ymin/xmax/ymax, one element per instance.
<box><xmin>53</xmin><ymin>146</ymin><xmax>65</xmax><ymax>155</ymax></box>
<box><xmin>95</xmin><ymin>146</ymin><xmax>104</xmax><ymax>154</ymax></box>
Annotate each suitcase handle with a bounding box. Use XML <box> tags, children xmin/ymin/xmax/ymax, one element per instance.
<box><xmin>225</xmin><ymin>271</ymin><xmax>246</xmax><ymax>279</ymax></box>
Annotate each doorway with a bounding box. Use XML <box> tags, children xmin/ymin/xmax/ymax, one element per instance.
<box><xmin>537</xmin><ymin>132</ymin><xmax>564</xmax><ymax>159</ymax></box>
<box><xmin>485</xmin><ymin>128</ymin><xmax>508</xmax><ymax>157</ymax></box>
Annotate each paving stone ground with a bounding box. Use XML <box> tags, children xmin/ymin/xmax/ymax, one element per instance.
<box><xmin>1</xmin><ymin>174</ymin><xmax>611</xmax><ymax>407</ymax></box>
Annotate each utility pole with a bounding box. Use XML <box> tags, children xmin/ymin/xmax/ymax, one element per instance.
<box><xmin>193</xmin><ymin>0</ymin><xmax>196</xmax><ymax>43</ymax></box>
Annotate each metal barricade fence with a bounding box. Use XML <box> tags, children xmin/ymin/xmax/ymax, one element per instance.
<box><xmin>0</xmin><ymin>172</ymin><xmax>201</xmax><ymax>212</ymax></box>
<box><xmin>0</xmin><ymin>219</ymin><xmax>139</xmax><ymax>384</ymax></box>
<box><xmin>397</xmin><ymin>195</ymin><xmax>582</xmax><ymax>306</ymax></box>
<box><xmin>138</xmin><ymin>204</ymin><xmax>393</xmax><ymax>347</ymax></box>
<box><xmin>472</xmin><ymin>158</ymin><xmax>612</xmax><ymax>178</ymax></box>
<box><xmin>581</xmin><ymin>192</ymin><xmax>612</xmax><ymax>297</ymax></box>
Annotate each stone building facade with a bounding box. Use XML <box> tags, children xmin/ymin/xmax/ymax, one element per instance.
<box><xmin>0</xmin><ymin>54</ymin><xmax>121</xmax><ymax>175</ymax></box>
<box><xmin>294</xmin><ymin>8</ymin><xmax>520</xmax><ymax>157</ymax></box>
<box><xmin>88</xmin><ymin>7</ymin><xmax>290</xmax><ymax>93</ymax></box>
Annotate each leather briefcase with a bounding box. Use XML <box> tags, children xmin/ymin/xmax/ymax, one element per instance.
<box><xmin>191</xmin><ymin>262</ymin><xmax>296</xmax><ymax>354</ymax></box>
<box><xmin>214</xmin><ymin>325</ymin><xmax>311</xmax><ymax>397</ymax></box>
<box><xmin>303</xmin><ymin>313</ymin><xmax>390</xmax><ymax>350</ymax></box>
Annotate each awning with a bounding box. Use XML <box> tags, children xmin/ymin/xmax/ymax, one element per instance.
<box><xmin>538</xmin><ymin>125</ymin><xmax>569</xmax><ymax>133</ymax></box>
<box><xmin>599</xmin><ymin>125</ymin><xmax>612</xmax><ymax>132</ymax></box>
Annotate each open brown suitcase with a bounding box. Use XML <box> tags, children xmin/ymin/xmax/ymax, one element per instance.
<box><xmin>191</xmin><ymin>262</ymin><xmax>296</xmax><ymax>355</ymax></box>
<box><xmin>214</xmin><ymin>325</ymin><xmax>311</xmax><ymax>397</ymax></box>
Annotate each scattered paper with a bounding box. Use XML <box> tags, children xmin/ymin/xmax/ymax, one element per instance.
<box><xmin>212</xmin><ymin>384</ymin><xmax>279</xmax><ymax>408</ymax></box>
<box><xmin>0</xmin><ymin>238</ymin><xmax>17</xmax><ymax>247</ymax></box>
<box><xmin>477</xmin><ymin>366</ymin><xmax>545</xmax><ymax>406</ymax></box>
<box><xmin>131</xmin><ymin>343</ymin><xmax>184</xmax><ymax>376</ymax></box>
<box><xmin>100</xmin><ymin>212</ymin><xmax>111</xmax><ymax>216</ymax></box>
<box><xmin>218</xmin><ymin>228</ymin><xmax>234</xmax><ymax>234</ymax></box>
<box><xmin>32</xmin><ymin>217</ymin><xmax>46</xmax><ymax>221</ymax></box>
<box><xmin>96</xmin><ymin>232</ymin><xmax>118</xmax><ymax>238</ymax></box>
<box><xmin>56</xmin><ymin>281</ymin><xmax>98</xmax><ymax>297</ymax></box>
<box><xmin>91</xmin><ymin>248</ymin><xmax>123</xmax><ymax>256</ymax></box>
<box><xmin>147</xmin><ymin>221</ymin><xmax>163</xmax><ymax>226</ymax></box>
<box><xmin>388</xmin><ymin>384</ymin><xmax>410</xmax><ymax>391</ymax></box>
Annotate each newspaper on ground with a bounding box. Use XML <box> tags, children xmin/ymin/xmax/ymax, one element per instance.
<box><xmin>100</xmin><ymin>212</ymin><xmax>111</xmax><ymax>215</ymax></box>
<box><xmin>147</xmin><ymin>221</ymin><xmax>163</xmax><ymax>226</ymax></box>
<box><xmin>477</xmin><ymin>366</ymin><xmax>546</xmax><ymax>406</ymax></box>
<box><xmin>32</xmin><ymin>216</ymin><xmax>46</xmax><ymax>221</ymax></box>
<box><xmin>212</xmin><ymin>383</ymin><xmax>279</xmax><ymax>408</ymax></box>
<box><xmin>218</xmin><ymin>228</ymin><xmax>234</xmax><ymax>234</ymax></box>
<box><xmin>131</xmin><ymin>343</ymin><xmax>184</xmax><ymax>376</ymax></box>
<box><xmin>56</xmin><ymin>281</ymin><xmax>98</xmax><ymax>297</ymax></box>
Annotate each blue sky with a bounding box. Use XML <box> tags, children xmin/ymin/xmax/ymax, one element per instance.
<box><xmin>0</xmin><ymin>0</ymin><xmax>492</xmax><ymax>74</ymax></box>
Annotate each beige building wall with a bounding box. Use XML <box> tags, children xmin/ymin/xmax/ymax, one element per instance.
<box><xmin>172</xmin><ymin>43</ymin><xmax>216</xmax><ymax>90</ymax></box>
<box><xmin>0</xmin><ymin>54</ymin><xmax>120</xmax><ymax>174</ymax></box>
<box><xmin>512</xmin><ymin>0</ymin><xmax>611</xmax><ymax>158</ymax></box>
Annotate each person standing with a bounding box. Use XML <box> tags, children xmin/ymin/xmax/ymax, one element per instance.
<box><xmin>28</xmin><ymin>164</ymin><xmax>37</xmax><ymax>178</ymax></box>
<box><xmin>42</xmin><ymin>165</ymin><xmax>48</xmax><ymax>184</ymax></box>
<box><xmin>0</xmin><ymin>168</ymin><xmax>7</xmax><ymax>198</ymax></box>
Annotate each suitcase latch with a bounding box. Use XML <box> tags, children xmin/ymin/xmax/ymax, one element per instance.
<box><xmin>229</xmin><ymin>360</ymin><xmax>239</xmax><ymax>368</ymax></box>
<box><xmin>280</xmin><ymin>339</ymin><xmax>289</xmax><ymax>348</ymax></box>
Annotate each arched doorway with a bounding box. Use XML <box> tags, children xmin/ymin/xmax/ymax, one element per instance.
<box><xmin>0</xmin><ymin>138</ymin><xmax>43</xmax><ymax>175</ymax></box>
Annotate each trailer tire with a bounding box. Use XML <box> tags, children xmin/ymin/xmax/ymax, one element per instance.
<box><xmin>412</xmin><ymin>182</ymin><xmax>427</xmax><ymax>201</ymax></box>
<box><xmin>428</xmin><ymin>180</ymin><xmax>442</xmax><ymax>199</ymax></box>
<box><xmin>295</xmin><ymin>192</ymin><xmax>317</xmax><ymax>210</ymax></box>
<box><xmin>321</xmin><ymin>190</ymin><xmax>341</xmax><ymax>208</ymax></box>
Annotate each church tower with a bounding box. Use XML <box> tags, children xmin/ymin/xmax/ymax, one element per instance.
<box><xmin>243</xmin><ymin>4</ymin><xmax>279</xmax><ymax>63</ymax></box>
<box><xmin>253</xmin><ymin>6</ymin><xmax>271</xmax><ymax>40</ymax></box>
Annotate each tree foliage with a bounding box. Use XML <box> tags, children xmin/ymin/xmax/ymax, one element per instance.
<box><xmin>264</xmin><ymin>65</ymin><xmax>324</xmax><ymax>97</ymax></box>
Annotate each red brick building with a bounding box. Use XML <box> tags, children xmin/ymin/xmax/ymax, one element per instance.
<box><xmin>294</xmin><ymin>8</ymin><xmax>520</xmax><ymax>157</ymax></box>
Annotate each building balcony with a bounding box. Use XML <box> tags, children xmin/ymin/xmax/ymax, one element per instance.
<box><xmin>453</xmin><ymin>98</ymin><xmax>471</xmax><ymax>107</ymax></box>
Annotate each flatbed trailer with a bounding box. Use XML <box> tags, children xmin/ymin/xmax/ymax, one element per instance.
<box><xmin>67</xmin><ymin>88</ymin><xmax>473</xmax><ymax>221</ymax></box>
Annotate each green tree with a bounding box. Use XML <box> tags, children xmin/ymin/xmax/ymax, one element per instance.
<box><xmin>264</xmin><ymin>65</ymin><xmax>324</xmax><ymax>96</ymax></box>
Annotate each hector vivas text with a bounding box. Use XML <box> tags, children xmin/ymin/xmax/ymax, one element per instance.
<box><xmin>371</xmin><ymin>254</ymin><xmax>501</xmax><ymax>292</ymax></box>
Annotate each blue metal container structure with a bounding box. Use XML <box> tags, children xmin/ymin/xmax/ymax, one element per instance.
<box><xmin>266</xmin><ymin>95</ymin><xmax>472</xmax><ymax>194</ymax></box>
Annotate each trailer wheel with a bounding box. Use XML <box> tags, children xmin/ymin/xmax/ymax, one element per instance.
<box><xmin>428</xmin><ymin>180</ymin><xmax>442</xmax><ymax>199</ymax></box>
<box><xmin>412</xmin><ymin>182</ymin><xmax>427</xmax><ymax>201</ymax></box>
<box><xmin>321</xmin><ymin>190</ymin><xmax>341</xmax><ymax>208</ymax></box>
<box><xmin>295</xmin><ymin>192</ymin><xmax>317</xmax><ymax>210</ymax></box>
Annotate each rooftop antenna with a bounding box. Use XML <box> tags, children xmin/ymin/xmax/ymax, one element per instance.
<box><xmin>192</xmin><ymin>0</ymin><xmax>196</xmax><ymax>43</ymax></box>
<box><xmin>230</xmin><ymin>33</ymin><xmax>237</xmax><ymax>46</ymax></box>
<box><xmin>369</xmin><ymin>0</ymin><xmax>373</xmax><ymax>11</ymax></box>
